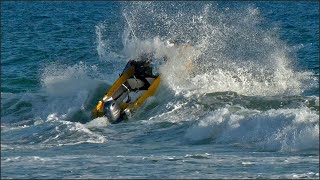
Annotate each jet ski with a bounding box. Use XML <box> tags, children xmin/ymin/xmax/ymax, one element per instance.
<box><xmin>92</xmin><ymin>57</ymin><xmax>161</xmax><ymax>124</ymax></box>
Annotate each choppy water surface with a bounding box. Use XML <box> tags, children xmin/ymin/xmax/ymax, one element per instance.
<box><xmin>1</xmin><ymin>2</ymin><xmax>319</xmax><ymax>179</ymax></box>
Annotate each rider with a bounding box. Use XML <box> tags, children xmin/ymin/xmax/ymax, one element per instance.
<box><xmin>121</xmin><ymin>53</ymin><xmax>155</xmax><ymax>90</ymax></box>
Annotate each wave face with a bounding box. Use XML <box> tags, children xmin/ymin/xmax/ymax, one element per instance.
<box><xmin>1</xmin><ymin>2</ymin><xmax>319</xmax><ymax>179</ymax></box>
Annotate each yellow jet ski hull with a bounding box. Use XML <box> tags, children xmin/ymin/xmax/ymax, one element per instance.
<box><xmin>92</xmin><ymin>64</ymin><xmax>160</xmax><ymax>123</ymax></box>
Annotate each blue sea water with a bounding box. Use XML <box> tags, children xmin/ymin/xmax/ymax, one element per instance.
<box><xmin>1</xmin><ymin>1</ymin><xmax>319</xmax><ymax>179</ymax></box>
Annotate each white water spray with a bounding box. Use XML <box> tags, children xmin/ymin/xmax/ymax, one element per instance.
<box><xmin>97</xmin><ymin>2</ymin><xmax>317</xmax><ymax>97</ymax></box>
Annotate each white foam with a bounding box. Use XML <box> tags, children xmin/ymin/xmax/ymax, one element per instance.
<box><xmin>64</xmin><ymin>121</ymin><xmax>107</xmax><ymax>144</ymax></box>
<box><xmin>185</xmin><ymin>106</ymin><xmax>319</xmax><ymax>152</ymax></box>
<box><xmin>85</xmin><ymin>117</ymin><xmax>110</xmax><ymax>129</ymax></box>
<box><xmin>2</xmin><ymin>156</ymin><xmax>50</xmax><ymax>163</ymax></box>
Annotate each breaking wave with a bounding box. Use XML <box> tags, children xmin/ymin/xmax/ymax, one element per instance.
<box><xmin>184</xmin><ymin>106</ymin><xmax>319</xmax><ymax>152</ymax></box>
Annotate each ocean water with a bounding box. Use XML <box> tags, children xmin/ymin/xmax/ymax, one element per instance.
<box><xmin>1</xmin><ymin>1</ymin><xmax>319</xmax><ymax>179</ymax></box>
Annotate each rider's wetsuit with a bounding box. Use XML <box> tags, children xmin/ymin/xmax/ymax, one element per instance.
<box><xmin>130</xmin><ymin>60</ymin><xmax>153</xmax><ymax>90</ymax></box>
<box><xmin>121</xmin><ymin>57</ymin><xmax>154</xmax><ymax>90</ymax></box>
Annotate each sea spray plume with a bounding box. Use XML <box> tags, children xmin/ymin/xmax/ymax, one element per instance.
<box><xmin>92</xmin><ymin>2</ymin><xmax>318</xmax><ymax>97</ymax></box>
<box><xmin>1</xmin><ymin>62</ymin><xmax>108</xmax><ymax>148</ymax></box>
<box><xmin>117</xmin><ymin>2</ymin><xmax>316</xmax><ymax>96</ymax></box>
<box><xmin>41</xmin><ymin>62</ymin><xmax>97</xmax><ymax>96</ymax></box>
<box><xmin>39</xmin><ymin>62</ymin><xmax>101</xmax><ymax>122</ymax></box>
<box><xmin>95</xmin><ymin>23</ymin><xmax>108</xmax><ymax>61</ymax></box>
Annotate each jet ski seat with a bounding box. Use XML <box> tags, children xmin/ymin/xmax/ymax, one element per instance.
<box><xmin>127</xmin><ymin>78</ymin><xmax>145</xmax><ymax>90</ymax></box>
<box><xmin>114</xmin><ymin>77</ymin><xmax>156</xmax><ymax>105</ymax></box>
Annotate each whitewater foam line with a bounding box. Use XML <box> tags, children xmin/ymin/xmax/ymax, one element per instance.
<box><xmin>52</xmin><ymin>119</ymin><xmax>108</xmax><ymax>145</ymax></box>
<box><xmin>184</xmin><ymin>106</ymin><xmax>319</xmax><ymax>152</ymax></box>
<box><xmin>1</xmin><ymin>116</ymin><xmax>107</xmax><ymax>151</ymax></box>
